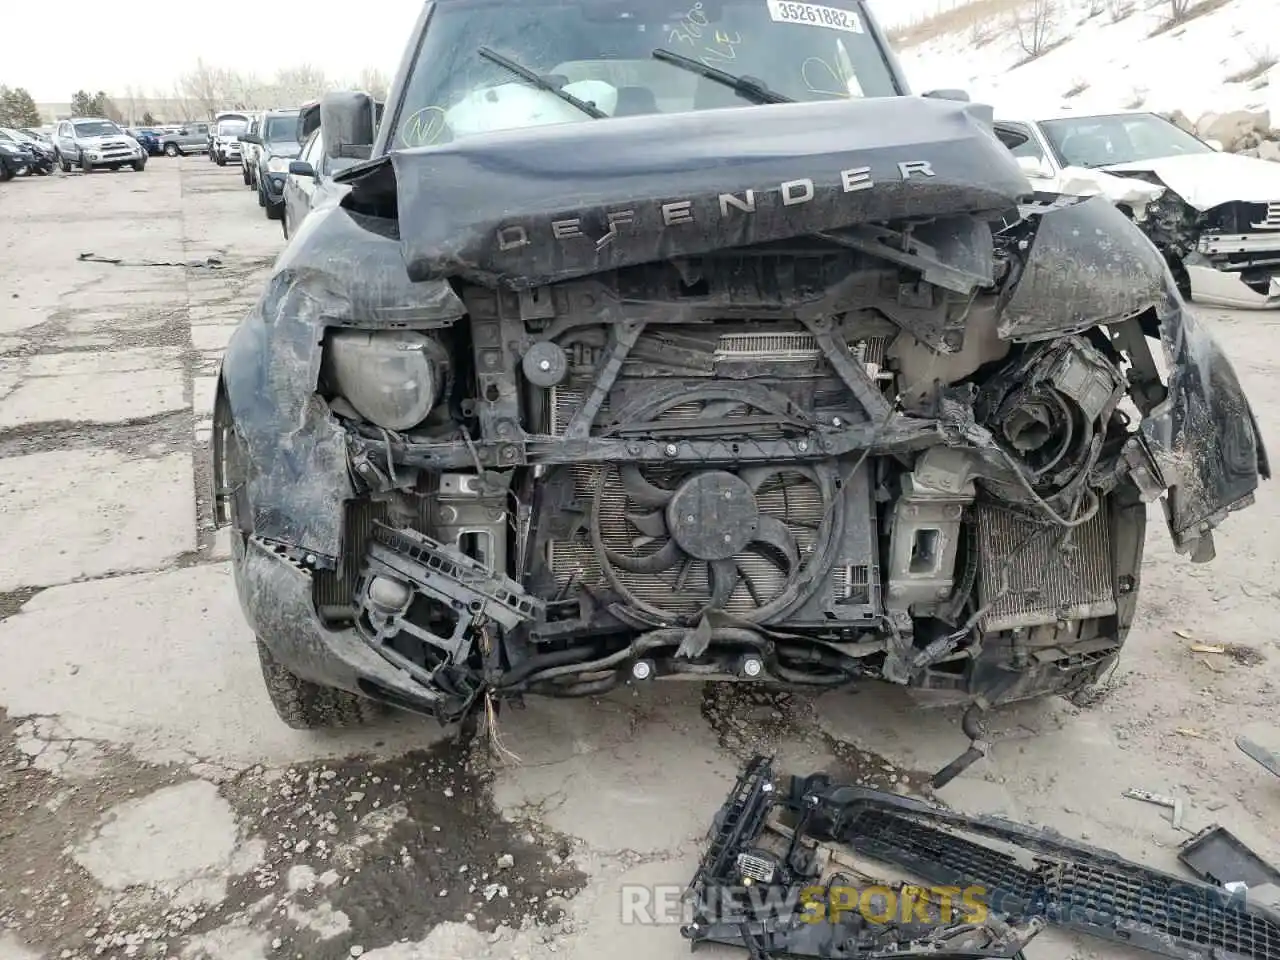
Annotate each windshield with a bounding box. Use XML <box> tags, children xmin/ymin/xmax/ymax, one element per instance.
<box><xmin>265</xmin><ymin>116</ymin><xmax>299</xmax><ymax>142</ymax></box>
<box><xmin>73</xmin><ymin>120</ymin><xmax>123</xmax><ymax>138</ymax></box>
<box><xmin>390</xmin><ymin>0</ymin><xmax>897</xmax><ymax>148</ymax></box>
<box><xmin>1039</xmin><ymin>113</ymin><xmax>1215</xmax><ymax>168</ymax></box>
<box><xmin>217</xmin><ymin>120</ymin><xmax>248</xmax><ymax>136</ymax></box>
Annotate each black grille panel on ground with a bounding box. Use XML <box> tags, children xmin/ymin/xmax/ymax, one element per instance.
<box><xmin>844</xmin><ymin>808</ymin><xmax>1280</xmax><ymax>960</ymax></box>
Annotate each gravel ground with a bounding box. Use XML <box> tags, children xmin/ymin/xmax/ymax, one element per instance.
<box><xmin>1</xmin><ymin>157</ymin><xmax>1278</xmax><ymax>960</ymax></box>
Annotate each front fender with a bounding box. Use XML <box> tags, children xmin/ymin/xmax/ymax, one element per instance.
<box><xmin>998</xmin><ymin>195</ymin><xmax>1179</xmax><ymax>341</ymax></box>
<box><xmin>995</xmin><ymin>194</ymin><xmax>1268</xmax><ymax>554</ymax></box>
<box><xmin>216</xmin><ymin>206</ymin><xmax>465</xmax><ymax>559</ymax></box>
<box><xmin>1142</xmin><ymin>303</ymin><xmax>1271</xmax><ymax>556</ymax></box>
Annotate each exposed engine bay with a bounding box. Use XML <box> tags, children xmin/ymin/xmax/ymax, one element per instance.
<box><xmin>215</xmin><ymin>92</ymin><xmax>1269</xmax><ymax>727</ymax></box>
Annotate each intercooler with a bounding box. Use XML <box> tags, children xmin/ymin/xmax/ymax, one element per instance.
<box><xmin>974</xmin><ymin>501</ymin><xmax>1116</xmax><ymax>633</ymax></box>
<box><xmin>313</xmin><ymin>498</ymin><xmax>433</xmax><ymax>615</ymax></box>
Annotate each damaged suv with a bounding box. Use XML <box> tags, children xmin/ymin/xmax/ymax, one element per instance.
<box><xmin>213</xmin><ymin>0</ymin><xmax>1269</xmax><ymax>730</ymax></box>
<box><xmin>998</xmin><ymin>109</ymin><xmax>1280</xmax><ymax>309</ymax></box>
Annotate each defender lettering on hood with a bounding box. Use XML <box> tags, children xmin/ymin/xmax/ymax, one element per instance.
<box><xmin>498</xmin><ymin>160</ymin><xmax>938</xmax><ymax>252</ymax></box>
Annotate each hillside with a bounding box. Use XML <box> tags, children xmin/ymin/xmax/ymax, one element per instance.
<box><xmin>883</xmin><ymin>0</ymin><xmax>1278</xmax><ymax>128</ymax></box>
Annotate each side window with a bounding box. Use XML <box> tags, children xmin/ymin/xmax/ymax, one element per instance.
<box><xmin>301</xmin><ymin>130</ymin><xmax>322</xmax><ymax>168</ymax></box>
<box><xmin>1005</xmin><ymin>123</ymin><xmax>1047</xmax><ymax>162</ymax></box>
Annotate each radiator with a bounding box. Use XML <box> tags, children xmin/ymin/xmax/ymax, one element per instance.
<box><xmin>975</xmin><ymin>501</ymin><xmax>1116</xmax><ymax>633</ymax></box>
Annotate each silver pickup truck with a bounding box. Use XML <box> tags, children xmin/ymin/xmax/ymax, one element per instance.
<box><xmin>158</xmin><ymin>123</ymin><xmax>210</xmax><ymax>157</ymax></box>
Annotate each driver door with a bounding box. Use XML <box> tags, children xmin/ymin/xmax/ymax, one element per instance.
<box><xmin>284</xmin><ymin>129</ymin><xmax>322</xmax><ymax>236</ymax></box>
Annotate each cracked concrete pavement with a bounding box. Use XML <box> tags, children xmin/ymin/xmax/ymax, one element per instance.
<box><xmin>2</xmin><ymin>157</ymin><xmax>1280</xmax><ymax>960</ymax></box>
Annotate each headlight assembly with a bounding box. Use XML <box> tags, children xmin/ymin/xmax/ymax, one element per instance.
<box><xmin>327</xmin><ymin>330</ymin><xmax>449</xmax><ymax>432</ymax></box>
<box><xmin>267</xmin><ymin>156</ymin><xmax>290</xmax><ymax>173</ymax></box>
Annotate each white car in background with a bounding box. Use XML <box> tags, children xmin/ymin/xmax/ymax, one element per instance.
<box><xmin>210</xmin><ymin>112</ymin><xmax>250</xmax><ymax>166</ymax></box>
<box><xmin>995</xmin><ymin>109</ymin><xmax>1280</xmax><ymax>309</ymax></box>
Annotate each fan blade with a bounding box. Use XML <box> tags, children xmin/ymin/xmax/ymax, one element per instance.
<box><xmin>701</xmin><ymin>400</ymin><xmax>749</xmax><ymax>420</ymax></box>
<box><xmin>738</xmin><ymin>464</ymin><xmax>820</xmax><ymax>493</ymax></box>
<box><xmin>707</xmin><ymin>559</ymin><xmax>741</xmax><ymax>609</ymax></box>
<box><xmin>751</xmin><ymin>515</ymin><xmax>801</xmax><ymax>573</ymax></box>
<box><xmin>625</xmin><ymin>509</ymin><xmax>668</xmax><ymax>539</ymax></box>
<box><xmin>606</xmin><ymin>539</ymin><xmax>681</xmax><ymax>575</ymax></box>
<box><xmin>620</xmin><ymin>464</ymin><xmax>674</xmax><ymax>507</ymax></box>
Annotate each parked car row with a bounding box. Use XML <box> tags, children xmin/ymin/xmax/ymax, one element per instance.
<box><xmin>220</xmin><ymin>100</ymin><xmax>374</xmax><ymax>241</ymax></box>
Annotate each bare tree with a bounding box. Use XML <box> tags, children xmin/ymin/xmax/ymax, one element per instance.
<box><xmin>1106</xmin><ymin>0</ymin><xmax>1134</xmax><ymax>21</ymax></box>
<box><xmin>273</xmin><ymin>64</ymin><xmax>329</xmax><ymax>105</ymax></box>
<box><xmin>358</xmin><ymin>68</ymin><xmax>391</xmax><ymax>100</ymax></box>
<box><xmin>1168</xmin><ymin>0</ymin><xmax>1192</xmax><ymax>19</ymax></box>
<box><xmin>1011</xmin><ymin>0</ymin><xmax>1058</xmax><ymax>60</ymax></box>
<box><xmin>179</xmin><ymin>58</ymin><xmax>229</xmax><ymax>118</ymax></box>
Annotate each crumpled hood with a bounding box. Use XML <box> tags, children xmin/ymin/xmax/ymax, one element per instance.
<box><xmin>347</xmin><ymin>96</ymin><xmax>1033</xmax><ymax>288</ymax></box>
<box><xmin>1102</xmin><ymin>152</ymin><xmax>1280</xmax><ymax>210</ymax></box>
<box><xmin>1054</xmin><ymin>165</ymin><xmax>1167</xmax><ymax>213</ymax></box>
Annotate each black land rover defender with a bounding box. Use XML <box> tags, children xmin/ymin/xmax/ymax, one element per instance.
<box><xmin>213</xmin><ymin>0</ymin><xmax>1268</xmax><ymax>730</ymax></box>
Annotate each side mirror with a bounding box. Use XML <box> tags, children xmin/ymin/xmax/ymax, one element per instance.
<box><xmin>1206</xmin><ymin>138</ymin><xmax>1225</xmax><ymax>152</ymax></box>
<box><xmin>923</xmin><ymin>88</ymin><xmax>971</xmax><ymax>103</ymax></box>
<box><xmin>241</xmin><ymin>132</ymin><xmax>261</xmax><ymax>144</ymax></box>
<box><xmin>288</xmin><ymin>160</ymin><xmax>317</xmax><ymax>178</ymax></box>
<box><xmin>320</xmin><ymin>91</ymin><xmax>376</xmax><ymax>162</ymax></box>
<box><xmin>1017</xmin><ymin>155</ymin><xmax>1053</xmax><ymax>179</ymax></box>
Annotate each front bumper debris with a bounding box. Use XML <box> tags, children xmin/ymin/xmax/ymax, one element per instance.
<box><xmin>686</xmin><ymin>757</ymin><xmax>1280</xmax><ymax>960</ymax></box>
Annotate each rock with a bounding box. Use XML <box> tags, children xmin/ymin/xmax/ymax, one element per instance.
<box><xmin>1199</xmin><ymin>109</ymin><xmax>1272</xmax><ymax>153</ymax></box>
<box><xmin>497</xmin><ymin>854</ymin><xmax>515</xmax><ymax>870</ymax></box>
<box><xmin>1167</xmin><ymin>109</ymin><xmax>1196</xmax><ymax>134</ymax></box>
<box><xmin>350</xmin><ymin>947</ymin><xmax>364</xmax><ymax>958</ymax></box>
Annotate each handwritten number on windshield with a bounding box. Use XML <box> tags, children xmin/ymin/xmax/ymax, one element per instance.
<box><xmin>668</xmin><ymin>2</ymin><xmax>709</xmax><ymax>45</ymax></box>
<box><xmin>668</xmin><ymin>4</ymin><xmax>744</xmax><ymax>70</ymax></box>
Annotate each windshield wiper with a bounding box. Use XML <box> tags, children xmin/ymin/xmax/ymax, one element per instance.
<box><xmin>477</xmin><ymin>46</ymin><xmax>607</xmax><ymax>119</ymax></box>
<box><xmin>652</xmin><ymin>48</ymin><xmax>793</xmax><ymax>105</ymax></box>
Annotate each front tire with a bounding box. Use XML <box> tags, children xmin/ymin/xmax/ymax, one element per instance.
<box><xmin>57</xmin><ymin>151</ymin><xmax>71</xmax><ymax>173</ymax></box>
<box><xmin>242</xmin><ymin>164</ymin><xmax>251</xmax><ymax>185</ymax></box>
<box><xmin>216</xmin><ymin>152</ymin><xmax>226</xmax><ymax>166</ymax></box>
<box><xmin>80</xmin><ymin>153</ymin><xmax>92</xmax><ymax>174</ymax></box>
<box><xmin>164</xmin><ymin>142</ymin><xmax>179</xmax><ymax>157</ymax></box>
<box><xmin>266</xmin><ymin>199</ymin><xmax>283</xmax><ymax>221</ymax></box>
<box><xmin>132</xmin><ymin>159</ymin><xmax>146</xmax><ymax>172</ymax></box>
<box><xmin>255</xmin><ymin>640</ymin><xmax>384</xmax><ymax>730</ymax></box>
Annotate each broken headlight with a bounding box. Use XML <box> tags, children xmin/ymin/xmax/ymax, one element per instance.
<box><xmin>327</xmin><ymin>329</ymin><xmax>447</xmax><ymax>431</ymax></box>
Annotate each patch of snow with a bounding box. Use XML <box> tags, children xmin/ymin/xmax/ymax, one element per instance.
<box><xmin>885</xmin><ymin>0</ymin><xmax>1277</xmax><ymax>122</ymax></box>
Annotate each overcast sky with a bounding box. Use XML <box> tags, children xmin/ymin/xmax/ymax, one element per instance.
<box><xmin>5</xmin><ymin>0</ymin><xmax>943</xmax><ymax>102</ymax></box>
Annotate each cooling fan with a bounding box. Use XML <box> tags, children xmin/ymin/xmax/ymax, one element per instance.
<box><xmin>589</xmin><ymin>461</ymin><xmax>837</xmax><ymax>623</ymax></box>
